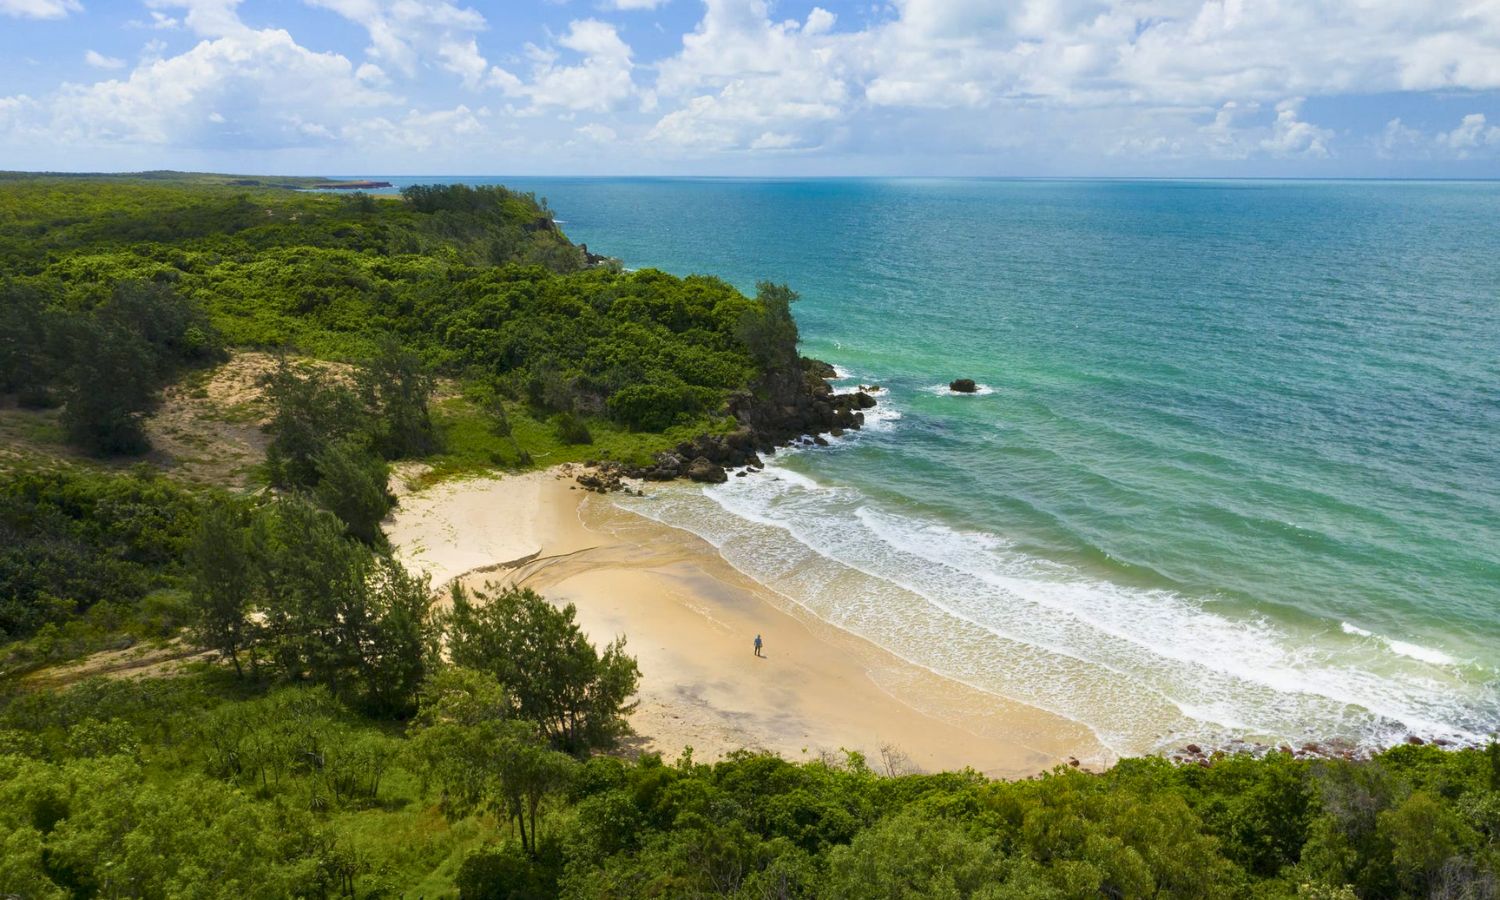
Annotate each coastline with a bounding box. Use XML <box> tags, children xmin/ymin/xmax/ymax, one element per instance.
<box><xmin>387</xmin><ymin>467</ymin><xmax>1111</xmax><ymax>779</ymax></box>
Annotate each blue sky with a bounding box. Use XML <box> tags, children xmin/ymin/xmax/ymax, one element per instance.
<box><xmin>2</xmin><ymin>0</ymin><xmax>1499</xmax><ymax>176</ymax></box>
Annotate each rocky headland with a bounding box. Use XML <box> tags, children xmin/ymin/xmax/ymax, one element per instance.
<box><xmin>576</xmin><ymin>357</ymin><xmax>877</xmax><ymax>492</ymax></box>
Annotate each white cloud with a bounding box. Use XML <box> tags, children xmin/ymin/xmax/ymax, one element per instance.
<box><xmin>1438</xmin><ymin>113</ymin><xmax>1500</xmax><ymax>153</ymax></box>
<box><xmin>438</xmin><ymin>38</ymin><xmax>489</xmax><ymax>89</ymax></box>
<box><xmin>304</xmin><ymin>0</ymin><xmax>487</xmax><ymax>78</ymax></box>
<box><xmin>1366</xmin><ymin>113</ymin><xmax>1500</xmax><ymax>161</ymax></box>
<box><xmin>802</xmin><ymin>7</ymin><xmax>835</xmax><ymax>36</ymax></box>
<box><xmin>147</xmin><ymin>0</ymin><xmax>247</xmax><ymax>37</ymax></box>
<box><xmin>84</xmin><ymin>50</ymin><xmax>126</xmax><ymax>70</ymax></box>
<box><xmin>1377</xmin><ymin>117</ymin><xmax>1426</xmax><ymax>159</ymax></box>
<box><xmin>648</xmin><ymin>0</ymin><xmax>851</xmax><ymax>149</ymax></box>
<box><xmin>576</xmin><ymin>122</ymin><xmax>617</xmax><ymax>142</ymax></box>
<box><xmin>4</xmin><ymin>0</ymin><xmax>1500</xmax><ymax>171</ymax></box>
<box><xmin>495</xmin><ymin>19</ymin><xmax>639</xmax><ymax>113</ymax></box>
<box><xmin>41</xmin><ymin>27</ymin><xmax>396</xmax><ymax>148</ymax></box>
<box><xmin>344</xmin><ymin>104</ymin><xmax>485</xmax><ymax>151</ymax></box>
<box><xmin>1259</xmin><ymin>99</ymin><xmax>1333</xmax><ymax>159</ymax></box>
<box><xmin>0</xmin><ymin>0</ymin><xmax>80</xmax><ymax>19</ymax></box>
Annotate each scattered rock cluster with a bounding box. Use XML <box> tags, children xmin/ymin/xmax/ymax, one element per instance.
<box><xmin>949</xmin><ymin>378</ymin><xmax>978</xmax><ymax>393</ymax></box>
<box><xmin>1164</xmin><ymin>732</ymin><xmax>1468</xmax><ymax>768</ymax></box>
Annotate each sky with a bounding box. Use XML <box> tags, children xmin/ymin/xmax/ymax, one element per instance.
<box><xmin>1</xmin><ymin>0</ymin><xmax>1499</xmax><ymax>177</ymax></box>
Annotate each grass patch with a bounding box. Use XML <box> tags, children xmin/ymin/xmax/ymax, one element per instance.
<box><xmin>419</xmin><ymin>393</ymin><xmax>733</xmax><ymax>485</ymax></box>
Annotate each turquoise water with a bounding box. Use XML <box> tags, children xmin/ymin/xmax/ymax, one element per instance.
<box><xmin>390</xmin><ymin>178</ymin><xmax>1500</xmax><ymax>754</ymax></box>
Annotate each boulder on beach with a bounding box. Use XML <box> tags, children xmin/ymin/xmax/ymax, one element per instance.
<box><xmin>949</xmin><ymin>378</ymin><xmax>978</xmax><ymax>393</ymax></box>
<box><xmin>686</xmin><ymin>456</ymin><xmax>728</xmax><ymax>483</ymax></box>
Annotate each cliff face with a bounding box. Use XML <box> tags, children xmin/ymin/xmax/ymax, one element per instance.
<box><xmin>618</xmin><ymin>357</ymin><xmax>878</xmax><ymax>485</ymax></box>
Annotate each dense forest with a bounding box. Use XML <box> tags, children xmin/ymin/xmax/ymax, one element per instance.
<box><xmin>1</xmin><ymin>174</ymin><xmax>1497</xmax><ymax>898</ymax></box>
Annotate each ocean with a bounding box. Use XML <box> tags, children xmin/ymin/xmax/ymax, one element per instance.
<box><xmin>377</xmin><ymin>177</ymin><xmax>1500</xmax><ymax>756</ymax></box>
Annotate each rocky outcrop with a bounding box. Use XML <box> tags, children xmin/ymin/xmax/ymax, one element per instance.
<box><xmin>686</xmin><ymin>457</ymin><xmax>728</xmax><ymax>483</ymax></box>
<box><xmin>579</xmin><ymin>356</ymin><xmax>877</xmax><ymax>492</ymax></box>
<box><xmin>949</xmin><ymin>378</ymin><xmax>978</xmax><ymax>393</ymax></box>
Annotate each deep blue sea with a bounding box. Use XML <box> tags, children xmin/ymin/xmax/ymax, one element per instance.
<box><xmin>377</xmin><ymin>177</ymin><xmax>1500</xmax><ymax>754</ymax></box>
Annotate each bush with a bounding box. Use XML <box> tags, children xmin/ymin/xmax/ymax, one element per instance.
<box><xmin>550</xmin><ymin>411</ymin><xmax>592</xmax><ymax>445</ymax></box>
<box><xmin>607</xmin><ymin>381</ymin><xmax>695</xmax><ymax>432</ymax></box>
<box><xmin>457</xmin><ymin>843</ymin><xmax>559</xmax><ymax>900</ymax></box>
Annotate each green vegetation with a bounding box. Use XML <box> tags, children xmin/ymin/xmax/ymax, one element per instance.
<box><xmin>1</xmin><ymin>175</ymin><xmax>791</xmax><ymax>484</ymax></box>
<box><xmin>1</xmin><ymin>660</ymin><xmax>1497</xmax><ymax>897</ymax></box>
<box><xmin>0</xmin><ymin>467</ymin><xmax>201</xmax><ymax>661</ymax></box>
<box><xmin>2</xmin><ymin>174</ymin><xmax>1496</xmax><ymax>897</ymax></box>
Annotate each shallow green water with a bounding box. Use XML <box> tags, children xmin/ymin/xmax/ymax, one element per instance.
<box><xmin>386</xmin><ymin>177</ymin><xmax>1500</xmax><ymax>753</ymax></box>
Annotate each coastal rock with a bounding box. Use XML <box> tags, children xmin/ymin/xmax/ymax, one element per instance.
<box><xmin>1406</xmin><ymin>735</ymin><xmax>1426</xmax><ymax>745</ymax></box>
<box><xmin>686</xmin><ymin>457</ymin><xmax>728</xmax><ymax>484</ymax></box>
<box><xmin>628</xmin><ymin>355</ymin><xmax>877</xmax><ymax>486</ymax></box>
<box><xmin>950</xmin><ymin>378</ymin><xmax>978</xmax><ymax>393</ymax></box>
<box><xmin>574</xmin><ymin>462</ymin><xmax>631</xmax><ymax>493</ymax></box>
<box><xmin>1185</xmin><ymin>744</ymin><xmax>1202</xmax><ymax>755</ymax></box>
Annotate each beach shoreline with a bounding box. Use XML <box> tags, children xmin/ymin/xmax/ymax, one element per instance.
<box><xmin>387</xmin><ymin>466</ymin><xmax>1111</xmax><ymax>779</ymax></box>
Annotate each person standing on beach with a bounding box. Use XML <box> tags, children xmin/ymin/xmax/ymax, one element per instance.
<box><xmin>754</xmin><ymin>634</ymin><xmax>763</xmax><ymax>657</ymax></box>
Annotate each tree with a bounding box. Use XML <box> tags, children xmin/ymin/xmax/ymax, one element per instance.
<box><xmin>360</xmin><ymin>557</ymin><xmax>435</xmax><ymax>717</ymax></box>
<box><xmin>445</xmin><ymin>585</ymin><xmax>639</xmax><ymax>755</ymax></box>
<box><xmin>188</xmin><ymin>500</ymin><xmax>258</xmax><ymax>677</ymax></box>
<box><xmin>735</xmin><ymin>281</ymin><xmax>801</xmax><ymax>372</ymax></box>
<box><xmin>100</xmin><ymin>280</ymin><xmax>223</xmax><ymax>372</ymax></box>
<box><xmin>261</xmin><ymin>359</ymin><xmax>363</xmax><ymax>489</ymax></box>
<box><xmin>357</xmin><ymin>335</ymin><xmax>439</xmax><ymax>459</ymax></box>
<box><xmin>408</xmin><ymin>667</ymin><xmax>576</xmax><ymax>854</ymax></box>
<box><xmin>253</xmin><ymin>497</ymin><xmax>370</xmax><ymax>690</ymax></box>
<box><xmin>0</xmin><ymin>280</ymin><xmax>60</xmax><ymax>407</ymax></box>
<box><xmin>58</xmin><ymin>316</ymin><xmax>157</xmax><ymax>455</ymax></box>
<box><xmin>313</xmin><ymin>439</ymin><xmax>393</xmax><ymax>546</ymax></box>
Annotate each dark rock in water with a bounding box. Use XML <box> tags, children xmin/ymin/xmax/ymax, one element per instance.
<box><xmin>950</xmin><ymin>378</ymin><xmax>978</xmax><ymax>393</ymax></box>
<box><xmin>830</xmin><ymin>428</ymin><xmax>845</xmax><ymax>437</ymax></box>
<box><xmin>1184</xmin><ymin>744</ymin><xmax>1202</xmax><ymax>755</ymax></box>
<box><xmin>735</xmin><ymin>470</ymin><xmax>747</xmax><ymax>477</ymax></box>
<box><xmin>1067</xmin><ymin>757</ymin><xmax>1080</xmax><ymax>767</ymax></box>
<box><xmin>686</xmin><ymin>457</ymin><xmax>728</xmax><ymax>483</ymax></box>
<box><xmin>1434</xmin><ymin>738</ymin><xmax>1451</xmax><ymax>746</ymax></box>
<box><xmin>813</xmin><ymin>435</ymin><xmax>829</xmax><ymax>447</ymax></box>
<box><xmin>853</xmin><ymin>391</ymin><xmax>877</xmax><ymax>409</ymax></box>
<box><xmin>1406</xmin><ymin>735</ymin><xmax>1426</xmax><ymax>745</ymax></box>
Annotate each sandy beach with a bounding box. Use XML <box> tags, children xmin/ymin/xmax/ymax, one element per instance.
<box><xmin>386</xmin><ymin>467</ymin><xmax>1110</xmax><ymax>779</ymax></box>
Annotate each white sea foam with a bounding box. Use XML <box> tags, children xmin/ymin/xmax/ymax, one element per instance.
<box><xmin>1386</xmin><ymin>640</ymin><xmax>1458</xmax><ymax>666</ymax></box>
<box><xmin>621</xmin><ymin>464</ymin><xmax>1497</xmax><ymax>754</ymax></box>
<box><xmin>1342</xmin><ymin>622</ymin><xmax>1457</xmax><ymax>666</ymax></box>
